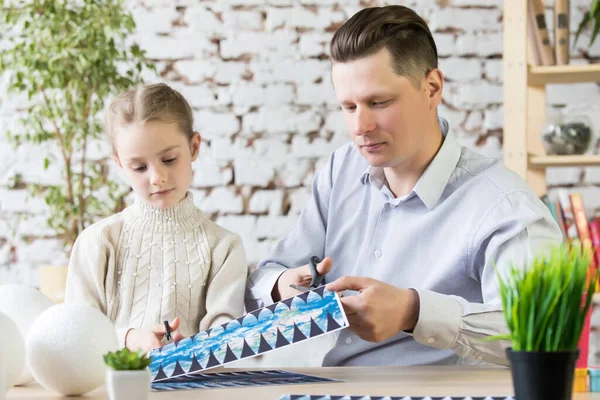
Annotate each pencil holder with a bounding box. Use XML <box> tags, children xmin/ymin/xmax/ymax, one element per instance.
<box><xmin>574</xmin><ymin>368</ymin><xmax>588</xmax><ymax>392</ymax></box>
<box><xmin>589</xmin><ymin>368</ymin><xmax>600</xmax><ymax>392</ymax></box>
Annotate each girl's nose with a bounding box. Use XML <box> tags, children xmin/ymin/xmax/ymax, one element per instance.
<box><xmin>150</xmin><ymin>167</ymin><xmax>167</xmax><ymax>185</ymax></box>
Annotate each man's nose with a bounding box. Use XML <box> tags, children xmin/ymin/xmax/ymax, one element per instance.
<box><xmin>353</xmin><ymin>107</ymin><xmax>376</xmax><ymax>136</ymax></box>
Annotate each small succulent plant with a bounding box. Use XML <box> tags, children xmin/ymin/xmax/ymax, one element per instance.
<box><xmin>103</xmin><ymin>348</ymin><xmax>152</xmax><ymax>371</ymax></box>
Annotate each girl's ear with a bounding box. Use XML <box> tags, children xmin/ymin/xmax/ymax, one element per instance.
<box><xmin>112</xmin><ymin>153</ymin><xmax>123</xmax><ymax>168</ymax></box>
<box><xmin>190</xmin><ymin>132</ymin><xmax>201</xmax><ymax>161</ymax></box>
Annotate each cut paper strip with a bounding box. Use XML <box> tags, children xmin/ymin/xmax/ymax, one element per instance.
<box><xmin>277</xmin><ymin>396</ymin><xmax>515</xmax><ymax>400</ymax></box>
<box><xmin>152</xmin><ymin>369</ymin><xmax>339</xmax><ymax>392</ymax></box>
<box><xmin>149</xmin><ymin>287</ymin><xmax>348</xmax><ymax>381</ymax></box>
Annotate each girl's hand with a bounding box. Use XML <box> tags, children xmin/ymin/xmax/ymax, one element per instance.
<box><xmin>152</xmin><ymin>317</ymin><xmax>185</xmax><ymax>343</ymax></box>
<box><xmin>125</xmin><ymin>317</ymin><xmax>186</xmax><ymax>353</ymax></box>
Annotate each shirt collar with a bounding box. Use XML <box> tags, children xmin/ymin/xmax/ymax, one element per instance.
<box><xmin>360</xmin><ymin>117</ymin><xmax>462</xmax><ymax>210</ymax></box>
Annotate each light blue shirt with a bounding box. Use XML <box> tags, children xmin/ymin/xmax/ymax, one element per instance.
<box><xmin>246</xmin><ymin>118</ymin><xmax>562</xmax><ymax>367</ymax></box>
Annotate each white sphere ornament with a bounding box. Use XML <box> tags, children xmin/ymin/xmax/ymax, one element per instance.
<box><xmin>0</xmin><ymin>284</ymin><xmax>53</xmax><ymax>385</ymax></box>
<box><xmin>0</xmin><ymin>311</ymin><xmax>25</xmax><ymax>390</ymax></box>
<box><xmin>26</xmin><ymin>303</ymin><xmax>119</xmax><ymax>396</ymax></box>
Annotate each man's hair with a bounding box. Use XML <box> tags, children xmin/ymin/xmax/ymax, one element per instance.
<box><xmin>105</xmin><ymin>83</ymin><xmax>194</xmax><ymax>154</ymax></box>
<box><xmin>330</xmin><ymin>5</ymin><xmax>438</xmax><ymax>88</ymax></box>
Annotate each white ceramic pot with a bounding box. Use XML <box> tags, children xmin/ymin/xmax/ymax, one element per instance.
<box><xmin>105</xmin><ymin>369</ymin><xmax>150</xmax><ymax>400</ymax></box>
<box><xmin>0</xmin><ymin>355</ymin><xmax>6</xmax><ymax>400</ymax></box>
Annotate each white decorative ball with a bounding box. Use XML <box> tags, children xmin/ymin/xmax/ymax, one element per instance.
<box><xmin>0</xmin><ymin>284</ymin><xmax>53</xmax><ymax>385</ymax></box>
<box><xmin>26</xmin><ymin>303</ymin><xmax>118</xmax><ymax>396</ymax></box>
<box><xmin>0</xmin><ymin>311</ymin><xmax>25</xmax><ymax>389</ymax></box>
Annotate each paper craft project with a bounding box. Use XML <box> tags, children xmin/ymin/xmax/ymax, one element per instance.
<box><xmin>151</xmin><ymin>369</ymin><xmax>339</xmax><ymax>391</ymax></box>
<box><xmin>278</xmin><ymin>397</ymin><xmax>514</xmax><ymax>400</ymax></box>
<box><xmin>149</xmin><ymin>286</ymin><xmax>348</xmax><ymax>381</ymax></box>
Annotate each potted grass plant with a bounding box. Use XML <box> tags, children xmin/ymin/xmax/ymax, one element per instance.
<box><xmin>495</xmin><ymin>244</ymin><xmax>597</xmax><ymax>400</ymax></box>
<box><xmin>574</xmin><ymin>0</ymin><xmax>600</xmax><ymax>47</ymax></box>
<box><xmin>104</xmin><ymin>348</ymin><xmax>152</xmax><ymax>400</ymax></box>
<box><xmin>0</xmin><ymin>0</ymin><xmax>154</xmax><ymax>303</ymax></box>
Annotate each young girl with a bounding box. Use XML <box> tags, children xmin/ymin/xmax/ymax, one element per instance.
<box><xmin>65</xmin><ymin>83</ymin><xmax>248</xmax><ymax>353</ymax></box>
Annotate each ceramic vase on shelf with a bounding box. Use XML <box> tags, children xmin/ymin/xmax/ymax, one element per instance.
<box><xmin>541</xmin><ymin>111</ymin><xmax>594</xmax><ymax>156</ymax></box>
<box><xmin>106</xmin><ymin>369</ymin><xmax>151</xmax><ymax>400</ymax></box>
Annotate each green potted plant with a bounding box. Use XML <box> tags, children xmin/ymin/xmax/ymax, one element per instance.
<box><xmin>0</xmin><ymin>0</ymin><xmax>154</xmax><ymax>302</ymax></box>
<box><xmin>495</xmin><ymin>244</ymin><xmax>597</xmax><ymax>400</ymax></box>
<box><xmin>104</xmin><ymin>348</ymin><xmax>152</xmax><ymax>400</ymax></box>
<box><xmin>574</xmin><ymin>0</ymin><xmax>600</xmax><ymax>47</ymax></box>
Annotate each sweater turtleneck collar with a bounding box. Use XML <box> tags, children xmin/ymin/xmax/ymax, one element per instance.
<box><xmin>124</xmin><ymin>191</ymin><xmax>205</xmax><ymax>232</ymax></box>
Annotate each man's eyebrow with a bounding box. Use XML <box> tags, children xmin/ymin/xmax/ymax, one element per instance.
<box><xmin>340</xmin><ymin>92</ymin><xmax>395</xmax><ymax>104</ymax></box>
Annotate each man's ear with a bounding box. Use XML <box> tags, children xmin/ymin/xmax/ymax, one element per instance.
<box><xmin>190</xmin><ymin>132</ymin><xmax>201</xmax><ymax>161</ymax></box>
<box><xmin>425</xmin><ymin>68</ymin><xmax>444</xmax><ymax>110</ymax></box>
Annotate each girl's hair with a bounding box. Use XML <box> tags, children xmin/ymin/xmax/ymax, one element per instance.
<box><xmin>105</xmin><ymin>83</ymin><xmax>194</xmax><ymax>153</ymax></box>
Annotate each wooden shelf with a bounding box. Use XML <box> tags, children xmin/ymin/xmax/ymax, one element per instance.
<box><xmin>529</xmin><ymin>154</ymin><xmax>600</xmax><ymax>167</ymax></box>
<box><xmin>528</xmin><ymin>64</ymin><xmax>600</xmax><ymax>85</ymax></box>
<box><xmin>503</xmin><ymin>1</ymin><xmax>599</xmax><ymax>195</ymax></box>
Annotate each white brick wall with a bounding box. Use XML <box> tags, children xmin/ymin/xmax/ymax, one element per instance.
<box><xmin>3</xmin><ymin>0</ymin><xmax>600</xmax><ymax>370</ymax></box>
<box><xmin>439</xmin><ymin>58</ymin><xmax>483</xmax><ymax>82</ymax></box>
<box><xmin>1</xmin><ymin>0</ymin><xmax>600</xmax><ymax>288</ymax></box>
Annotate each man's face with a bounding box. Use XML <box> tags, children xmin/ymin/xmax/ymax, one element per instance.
<box><xmin>332</xmin><ymin>47</ymin><xmax>441</xmax><ymax>169</ymax></box>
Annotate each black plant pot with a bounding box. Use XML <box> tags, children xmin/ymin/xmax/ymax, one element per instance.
<box><xmin>507</xmin><ymin>348</ymin><xmax>580</xmax><ymax>400</ymax></box>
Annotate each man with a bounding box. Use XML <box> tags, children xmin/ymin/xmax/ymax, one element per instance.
<box><xmin>245</xmin><ymin>5</ymin><xmax>562</xmax><ymax>367</ymax></box>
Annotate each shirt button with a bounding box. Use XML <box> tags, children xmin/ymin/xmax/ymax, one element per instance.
<box><xmin>426</xmin><ymin>337</ymin><xmax>435</xmax><ymax>344</ymax></box>
<box><xmin>374</xmin><ymin>249</ymin><xmax>382</xmax><ymax>258</ymax></box>
<box><xmin>345</xmin><ymin>337</ymin><xmax>352</xmax><ymax>345</ymax></box>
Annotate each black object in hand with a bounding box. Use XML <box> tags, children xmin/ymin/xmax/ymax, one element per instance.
<box><xmin>164</xmin><ymin>320</ymin><xmax>172</xmax><ymax>341</ymax></box>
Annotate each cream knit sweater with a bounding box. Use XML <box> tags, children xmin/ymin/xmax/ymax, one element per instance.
<box><xmin>64</xmin><ymin>192</ymin><xmax>248</xmax><ymax>348</ymax></box>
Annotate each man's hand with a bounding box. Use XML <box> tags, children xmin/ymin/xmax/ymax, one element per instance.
<box><xmin>125</xmin><ymin>317</ymin><xmax>186</xmax><ymax>353</ymax></box>
<box><xmin>271</xmin><ymin>257</ymin><xmax>334</xmax><ymax>301</ymax></box>
<box><xmin>326</xmin><ymin>276</ymin><xmax>420</xmax><ymax>343</ymax></box>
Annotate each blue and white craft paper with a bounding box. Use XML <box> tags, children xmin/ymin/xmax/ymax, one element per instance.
<box><xmin>151</xmin><ymin>369</ymin><xmax>339</xmax><ymax>391</ymax></box>
<box><xmin>277</xmin><ymin>396</ymin><xmax>514</xmax><ymax>400</ymax></box>
<box><xmin>149</xmin><ymin>286</ymin><xmax>348</xmax><ymax>381</ymax></box>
